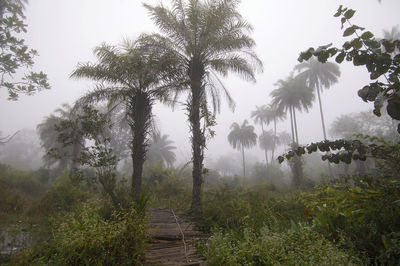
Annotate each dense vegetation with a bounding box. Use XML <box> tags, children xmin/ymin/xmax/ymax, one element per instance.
<box><xmin>1</xmin><ymin>0</ymin><xmax>400</xmax><ymax>265</ymax></box>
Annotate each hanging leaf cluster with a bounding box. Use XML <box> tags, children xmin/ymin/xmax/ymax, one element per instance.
<box><xmin>298</xmin><ymin>5</ymin><xmax>400</xmax><ymax>133</ymax></box>
<box><xmin>278</xmin><ymin>136</ymin><xmax>399</xmax><ymax>166</ymax></box>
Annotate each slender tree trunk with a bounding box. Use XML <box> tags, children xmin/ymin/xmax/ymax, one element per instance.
<box><xmin>289</xmin><ymin>106</ymin><xmax>295</xmax><ymax>144</ymax></box>
<box><xmin>242</xmin><ymin>145</ymin><xmax>246</xmax><ymax>178</ymax></box>
<box><xmin>271</xmin><ymin>118</ymin><xmax>277</xmax><ymax>165</ymax></box>
<box><xmin>293</xmin><ymin>107</ymin><xmax>299</xmax><ymax>145</ymax></box>
<box><xmin>261</xmin><ymin>123</ymin><xmax>268</xmax><ymax>166</ymax></box>
<box><xmin>188</xmin><ymin>57</ymin><xmax>205</xmax><ymax>215</ymax></box>
<box><xmin>130</xmin><ymin>91</ymin><xmax>152</xmax><ymax>198</ymax></box>
<box><xmin>316</xmin><ymin>83</ymin><xmax>328</xmax><ymax>140</ymax></box>
<box><xmin>316</xmin><ymin>83</ymin><xmax>334</xmax><ymax>179</ymax></box>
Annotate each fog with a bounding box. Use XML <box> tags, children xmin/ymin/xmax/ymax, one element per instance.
<box><xmin>1</xmin><ymin>0</ymin><xmax>399</xmax><ymax>166</ymax></box>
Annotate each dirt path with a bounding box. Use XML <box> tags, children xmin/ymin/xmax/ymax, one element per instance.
<box><xmin>145</xmin><ymin>208</ymin><xmax>207</xmax><ymax>266</ymax></box>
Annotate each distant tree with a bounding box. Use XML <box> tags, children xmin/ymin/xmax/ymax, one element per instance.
<box><xmin>295</xmin><ymin>57</ymin><xmax>340</xmax><ymax>140</ymax></box>
<box><xmin>144</xmin><ymin>0</ymin><xmax>262</xmax><ymax>214</ymax></box>
<box><xmin>147</xmin><ymin>132</ymin><xmax>176</xmax><ymax>167</ymax></box>
<box><xmin>330</xmin><ymin>111</ymin><xmax>399</xmax><ymax>142</ymax></box>
<box><xmin>271</xmin><ymin>74</ymin><xmax>314</xmax><ymax>144</ymax></box>
<box><xmin>258</xmin><ymin>130</ymin><xmax>278</xmax><ymax>165</ymax></box>
<box><xmin>37</xmin><ymin>103</ymin><xmax>83</xmax><ymax>172</ymax></box>
<box><xmin>228</xmin><ymin>120</ymin><xmax>257</xmax><ymax>178</ymax></box>
<box><xmin>383</xmin><ymin>25</ymin><xmax>400</xmax><ymax>54</ymax></box>
<box><xmin>0</xmin><ymin>0</ymin><xmax>49</xmax><ymax>100</ymax></box>
<box><xmin>251</xmin><ymin>105</ymin><xmax>269</xmax><ymax>132</ymax></box>
<box><xmin>71</xmin><ymin>38</ymin><xmax>181</xmax><ymax>197</ymax></box>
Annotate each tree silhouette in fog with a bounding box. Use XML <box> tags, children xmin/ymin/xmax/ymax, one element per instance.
<box><xmin>228</xmin><ymin>120</ymin><xmax>257</xmax><ymax>178</ymax></box>
<box><xmin>271</xmin><ymin>74</ymin><xmax>314</xmax><ymax>145</ymax></box>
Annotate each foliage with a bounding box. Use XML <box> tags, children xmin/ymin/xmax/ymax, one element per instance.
<box><xmin>200</xmin><ymin>182</ymin><xmax>306</xmax><ymax>233</ymax></box>
<box><xmin>16</xmin><ymin>201</ymin><xmax>149</xmax><ymax>265</ymax></box>
<box><xmin>301</xmin><ymin>179</ymin><xmax>400</xmax><ymax>263</ymax></box>
<box><xmin>36</xmin><ymin>171</ymin><xmax>88</xmax><ymax>214</ymax></box>
<box><xmin>0</xmin><ymin>0</ymin><xmax>50</xmax><ymax>100</ymax></box>
<box><xmin>278</xmin><ymin>136</ymin><xmax>400</xmax><ymax>178</ymax></box>
<box><xmin>298</xmin><ymin>5</ymin><xmax>400</xmax><ymax>132</ymax></box>
<box><xmin>0</xmin><ymin>163</ymin><xmax>48</xmax><ymax>217</ymax></box>
<box><xmin>149</xmin><ymin>165</ymin><xmax>192</xmax><ymax>210</ymax></box>
<box><xmin>249</xmin><ymin>162</ymin><xmax>284</xmax><ymax>184</ymax></box>
<box><xmin>330</xmin><ymin>110</ymin><xmax>399</xmax><ymax>142</ymax></box>
<box><xmin>203</xmin><ymin>225</ymin><xmax>360</xmax><ymax>265</ymax></box>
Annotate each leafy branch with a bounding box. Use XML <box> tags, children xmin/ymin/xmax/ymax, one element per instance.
<box><xmin>0</xmin><ymin>1</ymin><xmax>50</xmax><ymax>100</ymax></box>
<box><xmin>298</xmin><ymin>5</ymin><xmax>400</xmax><ymax>133</ymax></box>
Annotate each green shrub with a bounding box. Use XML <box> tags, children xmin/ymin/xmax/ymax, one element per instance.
<box><xmin>36</xmin><ymin>172</ymin><xmax>87</xmax><ymax>214</ymax></box>
<box><xmin>16</xmin><ymin>201</ymin><xmax>149</xmax><ymax>265</ymax></box>
<box><xmin>200</xmin><ymin>182</ymin><xmax>306</xmax><ymax>233</ymax></box>
<box><xmin>204</xmin><ymin>225</ymin><xmax>360</xmax><ymax>265</ymax></box>
<box><xmin>301</xmin><ymin>178</ymin><xmax>400</xmax><ymax>263</ymax></box>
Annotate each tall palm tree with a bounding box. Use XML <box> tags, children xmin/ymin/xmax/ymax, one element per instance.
<box><xmin>227</xmin><ymin>120</ymin><xmax>257</xmax><ymax>178</ymax></box>
<box><xmin>147</xmin><ymin>132</ymin><xmax>176</xmax><ymax>167</ymax></box>
<box><xmin>71</xmin><ymin>38</ymin><xmax>181</xmax><ymax>197</ymax></box>
<box><xmin>294</xmin><ymin>57</ymin><xmax>340</xmax><ymax>140</ymax></box>
<box><xmin>270</xmin><ymin>74</ymin><xmax>314</xmax><ymax>144</ymax></box>
<box><xmin>144</xmin><ymin>0</ymin><xmax>262</xmax><ymax>214</ymax></box>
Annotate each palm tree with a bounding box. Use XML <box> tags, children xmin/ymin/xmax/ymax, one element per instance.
<box><xmin>294</xmin><ymin>57</ymin><xmax>340</xmax><ymax>140</ymax></box>
<box><xmin>251</xmin><ymin>104</ymin><xmax>285</xmax><ymax>164</ymax></box>
<box><xmin>251</xmin><ymin>105</ymin><xmax>269</xmax><ymax>132</ymax></box>
<box><xmin>270</xmin><ymin>74</ymin><xmax>314</xmax><ymax>144</ymax></box>
<box><xmin>71</xmin><ymin>38</ymin><xmax>181</xmax><ymax>197</ymax></box>
<box><xmin>144</xmin><ymin>0</ymin><xmax>262</xmax><ymax>214</ymax></box>
<box><xmin>227</xmin><ymin>120</ymin><xmax>257</xmax><ymax>178</ymax></box>
<box><xmin>147</xmin><ymin>132</ymin><xmax>176</xmax><ymax>167</ymax></box>
<box><xmin>263</xmin><ymin>104</ymin><xmax>286</xmax><ymax>164</ymax></box>
<box><xmin>258</xmin><ymin>130</ymin><xmax>278</xmax><ymax>165</ymax></box>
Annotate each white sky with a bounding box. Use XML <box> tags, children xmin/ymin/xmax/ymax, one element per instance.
<box><xmin>1</xmin><ymin>0</ymin><xmax>399</xmax><ymax>164</ymax></box>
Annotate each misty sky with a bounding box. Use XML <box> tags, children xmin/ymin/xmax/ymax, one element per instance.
<box><xmin>1</xmin><ymin>0</ymin><xmax>399</xmax><ymax>165</ymax></box>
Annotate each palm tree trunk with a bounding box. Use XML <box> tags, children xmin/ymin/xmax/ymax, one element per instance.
<box><xmin>316</xmin><ymin>83</ymin><xmax>328</xmax><ymax>140</ymax></box>
<box><xmin>293</xmin><ymin>106</ymin><xmax>299</xmax><ymax>144</ymax></box>
<box><xmin>316</xmin><ymin>84</ymin><xmax>334</xmax><ymax>179</ymax></box>
<box><xmin>261</xmin><ymin>123</ymin><xmax>269</xmax><ymax>166</ymax></box>
<box><xmin>189</xmin><ymin>58</ymin><xmax>205</xmax><ymax>215</ymax></box>
<box><xmin>289</xmin><ymin>106</ymin><xmax>295</xmax><ymax>143</ymax></box>
<box><xmin>271</xmin><ymin>117</ymin><xmax>277</xmax><ymax>165</ymax></box>
<box><xmin>242</xmin><ymin>145</ymin><xmax>246</xmax><ymax>178</ymax></box>
<box><xmin>131</xmin><ymin>91</ymin><xmax>152</xmax><ymax>198</ymax></box>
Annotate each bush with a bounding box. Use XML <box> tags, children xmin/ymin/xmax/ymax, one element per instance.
<box><xmin>204</xmin><ymin>225</ymin><xmax>360</xmax><ymax>265</ymax></box>
<box><xmin>200</xmin><ymin>182</ymin><xmax>306</xmax><ymax>233</ymax></box>
<box><xmin>301</xmin><ymin>178</ymin><xmax>400</xmax><ymax>263</ymax></box>
<box><xmin>15</xmin><ymin>201</ymin><xmax>149</xmax><ymax>265</ymax></box>
<box><xmin>36</xmin><ymin>172</ymin><xmax>88</xmax><ymax>214</ymax></box>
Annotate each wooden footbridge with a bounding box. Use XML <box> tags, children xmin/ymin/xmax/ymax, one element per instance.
<box><xmin>145</xmin><ymin>208</ymin><xmax>207</xmax><ymax>265</ymax></box>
